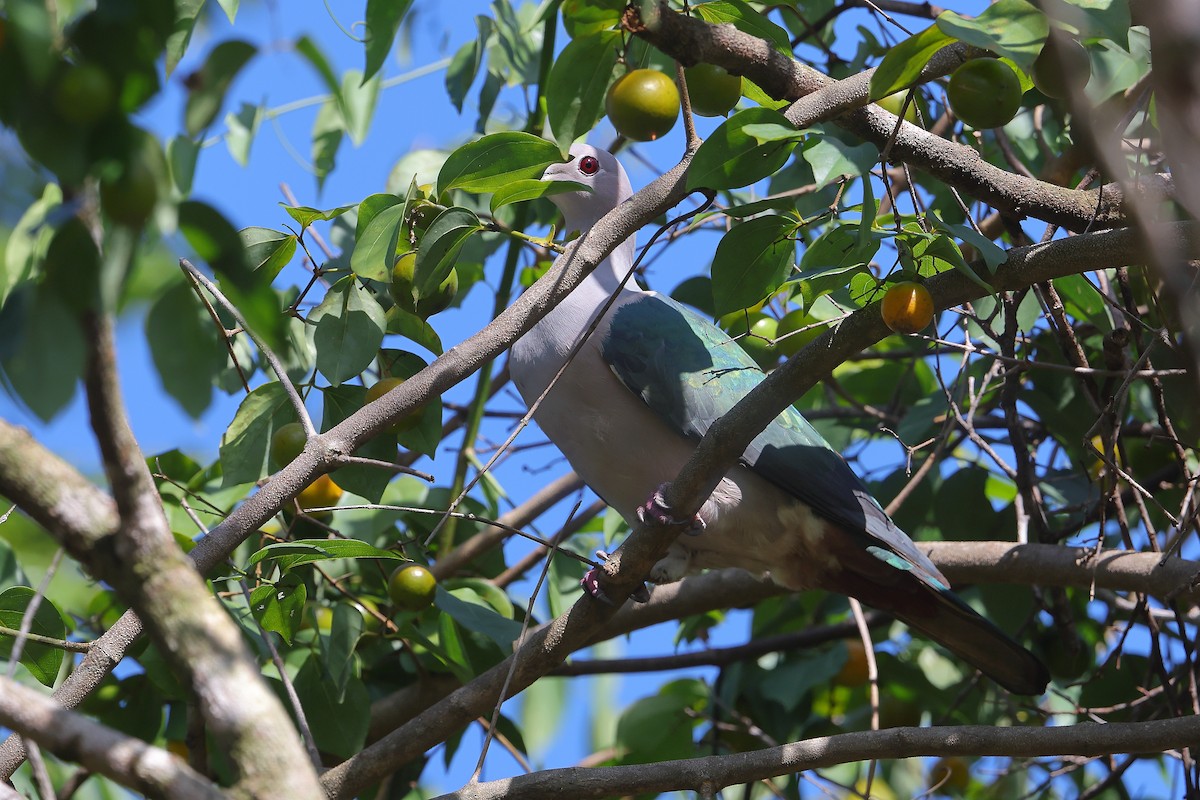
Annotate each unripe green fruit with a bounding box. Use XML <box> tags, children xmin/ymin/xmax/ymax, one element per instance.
<box><xmin>606</xmin><ymin>69</ymin><xmax>679</xmax><ymax>142</ymax></box>
<box><xmin>684</xmin><ymin>63</ymin><xmax>741</xmax><ymax>117</ymax></box>
<box><xmin>947</xmin><ymin>58</ymin><xmax>1023</xmax><ymax>129</ymax></box>
<box><xmin>388</xmin><ymin>564</ymin><xmax>437</xmax><ymax>611</ymax></box>
<box><xmin>54</xmin><ymin>63</ymin><xmax>115</xmax><ymax>126</ymax></box>
<box><xmin>390</xmin><ymin>252</ymin><xmax>459</xmax><ymax>318</ymax></box>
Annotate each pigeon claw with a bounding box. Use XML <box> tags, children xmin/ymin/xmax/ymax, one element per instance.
<box><xmin>637</xmin><ymin>483</ymin><xmax>706</xmax><ymax>535</ymax></box>
<box><xmin>580</xmin><ymin>550</ymin><xmax>651</xmax><ymax>605</ymax></box>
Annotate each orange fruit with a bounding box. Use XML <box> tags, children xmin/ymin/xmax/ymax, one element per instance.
<box><xmin>832</xmin><ymin>639</ymin><xmax>870</xmax><ymax>687</ymax></box>
<box><xmin>880</xmin><ymin>281</ymin><xmax>934</xmax><ymax>335</ymax></box>
<box><xmin>606</xmin><ymin>68</ymin><xmax>679</xmax><ymax>142</ymax></box>
<box><xmin>296</xmin><ymin>474</ymin><xmax>342</xmax><ymax>512</ymax></box>
<box><xmin>946</xmin><ymin>58</ymin><xmax>1023</xmax><ymax>129</ymax></box>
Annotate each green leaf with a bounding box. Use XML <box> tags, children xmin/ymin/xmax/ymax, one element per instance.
<box><xmin>446</xmin><ymin>16</ymin><xmax>493</xmax><ymax>112</ymax></box>
<box><xmin>224</xmin><ymin>102</ymin><xmax>262</xmax><ymax>167</ymax></box>
<box><xmin>249</xmin><ymin>578</ymin><xmax>306</xmax><ymax>645</ymax></box>
<box><xmin>489</xmin><ymin>179</ymin><xmax>587</xmax><ymax>213</ymax></box>
<box><xmin>693</xmin><ymin>0</ymin><xmax>791</xmax><ymax>53</ymax></box>
<box><xmin>687</xmin><ymin>108</ymin><xmax>798</xmax><ymax>191</ymax></box>
<box><xmin>178</xmin><ymin>200</ymin><xmax>249</xmax><ymax>280</ymax></box>
<box><xmin>362</xmin><ymin>0</ymin><xmax>414</xmax><ymax>83</ymax></box>
<box><xmin>283</xmin><ymin>203</ymin><xmax>357</xmax><ymax>230</ymax></box>
<box><xmin>0</xmin><ymin>587</ymin><xmax>68</xmax><ymax>687</ymax></box>
<box><xmin>436</xmin><ymin>586</ymin><xmax>523</xmax><ymax>651</ymax></box>
<box><xmin>796</xmin><ymin>225</ymin><xmax>882</xmax><ymax>306</ymax></box>
<box><xmin>309</xmin><ymin>276</ymin><xmax>387</xmax><ymax>386</ymax></box>
<box><xmin>546</xmin><ymin>31</ymin><xmax>622</xmax><ymax>155</ymax></box>
<box><xmin>0</xmin><ymin>289</ymin><xmax>85</xmax><ymax>422</ymax></box>
<box><xmin>711</xmin><ymin>215</ymin><xmax>797</xmax><ymax>316</ymax></box>
<box><xmin>167</xmin><ymin>135</ymin><xmax>200</xmax><ymax>198</ymax></box>
<box><xmin>184</xmin><ymin>40</ymin><xmax>257</xmax><ymax>137</ymax></box>
<box><xmin>385</xmin><ymin>306</ymin><xmax>444</xmax><ymax>355</ymax></box>
<box><xmin>2</xmin><ymin>184</ymin><xmax>62</xmax><ymax>307</ymax></box>
<box><xmin>311</xmin><ymin>99</ymin><xmax>344</xmax><ymax>192</ymax></box>
<box><xmin>165</xmin><ymin>0</ymin><xmax>206</xmax><ymax>76</ymax></box>
<box><xmin>248</xmin><ymin>539</ymin><xmax>407</xmax><ymax>570</ymax></box>
<box><xmin>216</xmin><ymin>0</ymin><xmax>239</xmax><ymax>22</ymax></box>
<box><xmin>437</xmin><ymin>132</ymin><xmax>563</xmax><ymax>195</ymax></box>
<box><xmin>416</xmin><ymin>207</ymin><xmax>483</xmax><ymax>297</ymax></box>
<box><xmin>218</xmin><ymin>381</ymin><xmax>294</xmax><ymax>486</ymax></box>
<box><xmin>929</xmin><ymin>215</ymin><xmax>1005</xmax><ymax>294</ymax></box>
<box><xmin>296</xmin><ymin>35</ymin><xmax>343</xmax><ymax>107</ymax></box>
<box><xmin>801</xmin><ymin>135</ymin><xmax>878</xmax><ymax>190</ymax></box>
<box><xmin>145</xmin><ymin>281</ymin><xmax>224</xmax><ymax>419</ymax></box>
<box><xmin>869</xmin><ymin>24</ymin><xmax>955</xmax><ymax>100</ymax></box>
<box><xmin>616</xmin><ymin>679</ymin><xmax>707</xmax><ymax>763</ymax></box>
<box><xmin>240</xmin><ymin>228</ymin><xmax>297</xmax><ymax>281</ymax></box>
<box><xmin>179</xmin><ymin>201</ymin><xmax>288</xmax><ymax>352</ymax></box>
<box><xmin>340</xmin><ymin>69</ymin><xmax>381</xmax><ymax>146</ymax></box>
<box><xmin>293</xmin><ymin>655</ymin><xmax>369</xmax><ymax>759</ymax></box>
<box><xmin>936</xmin><ymin>0</ymin><xmax>1049</xmax><ymax>71</ymax></box>
<box><xmin>350</xmin><ymin>201</ymin><xmax>405</xmax><ymax>282</ymax></box>
<box><xmin>740</xmin><ymin>123</ymin><xmax>808</xmax><ymax>144</ymax></box>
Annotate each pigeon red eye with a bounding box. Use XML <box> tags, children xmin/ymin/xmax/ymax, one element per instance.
<box><xmin>579</xmin><ymin>155</ymin><xmax>600</xmax><ymax>175</ymax></box>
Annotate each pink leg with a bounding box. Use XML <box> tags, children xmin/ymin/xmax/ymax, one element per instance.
<box><xmin>637</xmin><ymin>483</ymin><xmax>706</xmax><ymax>534</ymax></box>
<box><xmin>580</xmin><ymin>550</ymin><xmax>651</xmax><ymax>605</ymax></box>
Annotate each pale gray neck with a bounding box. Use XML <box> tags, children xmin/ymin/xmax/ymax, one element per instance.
<box><xmin>563</xmin><ymin>212</ymin><xmax>639</xmax><ymax>300</ymax></box>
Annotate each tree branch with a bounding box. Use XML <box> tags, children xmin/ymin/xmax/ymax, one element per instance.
<box><xmin>624</xmin><ymin>1</ymin><xmax>1160</xmax><ymax>232</ymax></box>
<box><xmin>431</xmin><ymin>714</ymin><xmax>1200</xmax><ymax>800</ymax></box>
<box><xmin>0</xmin><ymin>675</ymin><xmax>224</xmax><ymax>800</ymax></box>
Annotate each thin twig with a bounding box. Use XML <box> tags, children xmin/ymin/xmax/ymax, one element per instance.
<box><xmin>180</xmin><ymin>258</ymin><xmax>314</xmax><ymax>437</ymax></box>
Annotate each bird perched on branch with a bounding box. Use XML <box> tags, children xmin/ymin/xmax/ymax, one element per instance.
<box><xmin>508</xmin><ymin>144</ymin><xmax>1048</xmax><ymax>695</ymax></box>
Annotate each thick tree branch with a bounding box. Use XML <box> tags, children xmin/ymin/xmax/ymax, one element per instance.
<box><xmin>432</xmin><ymin>714</ymin><xmax>1200</xmax><ymax>800</ymax></box>
<box><xmin>0</xmin><ymin>675</ymin><xmax>223</xmax><ymax>800</ymax></box>
<box><xmin>625</xmin><ymin>1</ymin><xmax>1159</xmax><ymax>232</ymax></box>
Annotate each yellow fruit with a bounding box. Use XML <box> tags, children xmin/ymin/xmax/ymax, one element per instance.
<box><xmin>684</xmin><ymin>63</ymin><xmax>741</xmax><ymax>117</ymax></box>
<box><xmin>166</xmin><ymin>740</ymin><xmax>190</xmax><ymax>760</ymax></box>
<box><xmin>296</xmin><ymin>474</ymin><xmax>343</xmax><ymax>512</ymax></box>
<box><xmin>270</xmin><ymin>422</ymin><xmax>306</xmax><ymax>469</ymax></box>
<box><xmin>1032</xmin><ymin>34</ymin><xmax>1090</xmax><ymax>100</ymax></box>
<box><xmin>947</xmin><ymin>58</ymin><xmax>1023</xmax><ymax>129</ymax></box>
<box><xmin>606</xmin><ymin>68</ymin><xmax>679</xmax><ymax>142</ymax></box>
<box><xmin>388</xmin><ymin>564</ymin><xmax>437</xmax><ymax>611</ymax></box>
<box><xmin>390</xmin><ymin>251</ymin><xmax>459</xmax><ymax>318</ymax></box>
<box><xmin>880</xmin><ymin>281</ymin><xmax>934</xmax><ymax>335</ymax></box>
<box><xmin>929</xmin><ymin>756</ymin><xmax>970</xmax><ymax>793</ymax></box>
<box><xmin>364</xmin><ymin>376</ymin><xmax>424</xmax><ymax>434</ymax></box>
<box><xmin>832</xmin><ymin>639</ymin><xmax>870</xmax><ymax>687</ymax></box>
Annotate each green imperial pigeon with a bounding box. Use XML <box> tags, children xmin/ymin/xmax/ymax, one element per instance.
<box><xmin>509</xmin><ymin>144</ymin><xmax>1049</xmax><ymax>695</ymax></box>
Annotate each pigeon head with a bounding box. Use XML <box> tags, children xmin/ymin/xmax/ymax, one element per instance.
<box><xmin>542</xmin><ymin>144</ymin><xmax>632</xmax><ymax>234</ymax></box>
